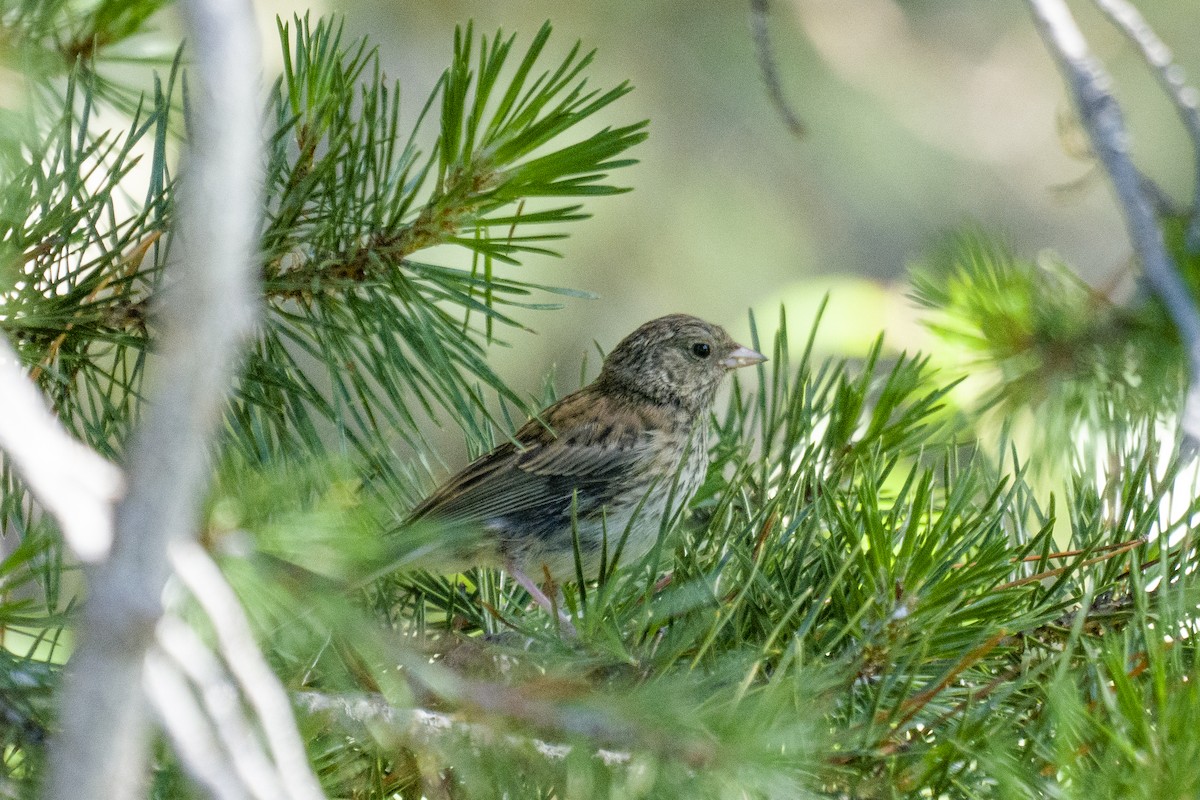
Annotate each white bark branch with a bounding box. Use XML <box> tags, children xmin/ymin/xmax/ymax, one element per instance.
<box><xmin>295</xmin><ymin>691</ymin><xmax>632</xmax><ymax>767</ymax></box>
<box><xmin>41</xmin><ymin>0</ymin><xmax>265</xmax><ymax>797</ymax></box>
<box><xmin>145</xmin><ymin>649</ymin><xmax>251</xmax><ymax>800</ymax></box>
<box><xmin>0</xmin><ymin>339</ymin><xmax>123</xmax><ymax>562</ymax></box>
<box><xmin>1026</xmin><ymin>0</ymin><xmax>1200</xmax><ymax>452</ymax></box>
<box><xmin>156</xmin><ymin>616</ymin><xmax>286</xmax><ymax>800</ymax></box>
<box><xmin>171</xmin><ymin>540</ymin><xmax>325</xmax><ymax>800</ymax></box>
<box><xmin>1093</xmin><ymin>0</ymin><xmax>1200</xmax><ymax>248</ymax></box>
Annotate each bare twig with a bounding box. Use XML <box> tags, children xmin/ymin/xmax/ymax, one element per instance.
<box><xmin>295</xmin><ymin>691</ymin><xmax>632</xmax><ymax>767</ymax></box>
<box><xmin>145</xmin><ymin>650</ymin><xmax>251</xmax><ymax>800</ymax></box>
<box><xmin>41</xmin><ymin>0</ymin><xmax>265</xmax><ymax>797</ymax></box>
<box><xmin>749</xmin><ymin>0</ymin><xmax>805</xmax><ymax>137</ymax></box>
<box><xmin>0</xmin><ymin>339</ymin><xmax>123</xmax><ymax>562</ymax></box>
<box><xmin>1093</xmin><ymin>0</ymin><xmax>1200</xmax><ymax>249</ymax></box>
<box><xmin>1025</xmin><ymin>0</ymin><xmax>1200</xmax><ymax>454</ymax></box>
<box><xmin>170</xmin><ymin>540</ymin><xmax>325</xmax><ymax>800</ymax></box>
<box><xmin>156</xmin><ymin>616</ymin><xmax>286</xmax><ymax>800</ymax></box>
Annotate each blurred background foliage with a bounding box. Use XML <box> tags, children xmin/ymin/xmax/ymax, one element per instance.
<box><xmin>2</xmin><ymin>0</ymin><xmax>1200</xmax><ymax>798</ymax></box>
<box><xmin>29</xmin><ymin>0</ymin><xmax>1185</xmax><ymax>464</ymax></box>
<box><xmin>304</xmin><ymin>1</ymin><xmax>1194</xmax><ymax>355</ymax></box>
<box><xmin>245</xmin><ymin>0</ymin><xmax>1200</xmax><ymax>464</ymax></box>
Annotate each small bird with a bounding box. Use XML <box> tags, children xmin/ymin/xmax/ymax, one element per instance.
<box><xmin>409</xmin><ymin>314</ymin><xmax>765</xmax><ymax>604</ymax></box>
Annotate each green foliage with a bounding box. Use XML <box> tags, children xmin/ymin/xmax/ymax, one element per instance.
<box><xmin>2</xmin><ymin>11</ymin><xmax>648</xmax><ymax>467</ymax></box>
<box><xmin>0</xmin><ymin>12</ymin><xmax>648</xmax><ymax>796</ymax></box>
<box><xmin>910</xmin><ymin>231</ymin><xmax>1183</xmax><ymax>465</ymax></box>
<box><xmin>3</xmin><ymin>8</ymin><xmax>1200</xmax><ymax>800</ymax></box>
<box><xmin>0</xmin><ymin>11</ymin><xmax>646</xmax><ymax>537</ymax></box>
<box><xmin>0</xmin><ymin>69</ymin><xmax>173</xmax><ymax>457</ymax></box>
<box><xmin>248</xmin><ymin>16</ymin><xmax>647</xmax><ymax>477</ymax></box>
<box><xmin>1164</xmin><ymin>211</ymin><xmax>1200</xmax><ymax>300</ymax></box>
<box><xmin>0</xmin><ymin>531</ymin><xmax>64</xmax><ymax>787</ymax></box>
<box><xmin>193</xmin><ymin>303</ymin><xmax>1198</xmax><ymax>799</ymax></box>
<box><xmin>0</xmin><ymin>0</ymin><xmax>176</xmax><ymax>114</ymax></box>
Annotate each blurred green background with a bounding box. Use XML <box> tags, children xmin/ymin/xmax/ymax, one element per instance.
<box><xmin>252</xmin><ymin>0</ymin><xmax>1197</xmax><ymax>416</ymax></box>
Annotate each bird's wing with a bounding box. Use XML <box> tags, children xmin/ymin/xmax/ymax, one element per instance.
<box><xmin>407</xmin><ymin>389</ymin><xmax>659</xmax><ymax>525</ymax></box>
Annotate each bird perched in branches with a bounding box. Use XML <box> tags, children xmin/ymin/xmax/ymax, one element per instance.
<box><xmin>409</xmin><ymin>314</ymin><xmax>765</xmax><ymax>610</ymax></box>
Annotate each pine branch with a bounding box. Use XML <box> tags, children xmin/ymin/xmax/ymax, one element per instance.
<box><xmin>0</xmin><ymin>337</ymin><xmax>122</xmax><ymax>561</ymax></box>
<box><xmin>4</xmin><ymin>4</ymin><xmax>1200</xmax><ymax>796</ymax></box>
<box><xmin>240</xmin><ymin>17</ymin><xmax>647</xmax><ymax>473</ymax></box>
<box><xmin>910</xmin><ymin>231</ymin><xmax>1184</xmax><ymax>471</ymax></box>
<box><xmin>0</xmin><ymin>67</ymin><xmax>175</xmax><ymax>455</ymax></box>
<box><xmin>1</xmin><ymin>0</ymin><xmax>177</xmax><ymax>115</ymax></box>
<box><xmin>221</xmin><ymin>305</ymin><xmax>1197</xmax><ymax>798</ymax></box>
<box><xmin>3</xmin><ymin>15</ymin><xmax>648</xmax><ymax>522</ymax></box>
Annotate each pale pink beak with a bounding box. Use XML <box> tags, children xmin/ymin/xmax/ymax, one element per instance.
<box><xmin>720</xmin><ymin>344</ymin><xmax>767</xmax><ymax>369</ymax></box>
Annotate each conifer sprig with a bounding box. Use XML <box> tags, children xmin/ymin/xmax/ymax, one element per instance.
<box><xmin>246</xmin><ymin>16</ymin><xmax>648</xmax><ymax>472</ymax></box>
<box><xmin>3</xmin><ymin>7</ymin><xmax>1200</xmax><ymax>798</ymax></box>
<box><xmin>211</xmin><ymin>310</ymin><xmax>1198</xmax><ymax>799</ymax></box>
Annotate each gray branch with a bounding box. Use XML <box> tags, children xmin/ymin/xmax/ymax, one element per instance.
<box><xmin>41</xmin><ymin>0</ymin><xmax>265</xmax><ymax>796</ymax></box>
<box><xmin>749</xmin><ymin>0</ymin><xmax>805</xmax><ymax>137</ymax></box>
<box><xmin>1026</xmin><ymin>0</ymin><xmax>1200</xmax><ymax>452</ymax></box>
<box><xmin>1094</xmin><ymin>0</ymin><xmax>1200</xmax><ymax>249</ymax></box>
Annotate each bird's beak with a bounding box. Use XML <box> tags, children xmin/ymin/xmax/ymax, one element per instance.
<box><xmin>720</xmin><ymin>344</ymin><xmax>767</xmax><ymax>369</ymax></box>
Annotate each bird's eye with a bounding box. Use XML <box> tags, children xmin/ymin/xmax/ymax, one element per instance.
<box><xmin>691</xmin><ymin>342</ymin><xmax>711</xmax><ymax>358</ymax></box>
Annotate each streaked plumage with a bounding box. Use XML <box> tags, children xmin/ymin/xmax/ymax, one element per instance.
<box><xmin>409</xmin><ymin>314</ymin><xmax>765</xmax><ymax>582</ymax></box>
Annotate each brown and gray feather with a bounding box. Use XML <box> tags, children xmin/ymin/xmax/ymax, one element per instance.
<box><xmin>408</xmin><ymin>314</ymin><xmax>763</xmax><ymax>581</ymax></box>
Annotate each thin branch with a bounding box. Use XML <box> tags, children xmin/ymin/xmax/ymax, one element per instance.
<box><xmin>144</xmin><ymin>649</ymin><xmax>251</xmax><ymax>800</ymax></box>
<box><xmin>294</xmin><ymin>691</ymin><xmax>632</xmax><ymax>767</ymax></box>
<box><xmin>170</xmin><ymin>540</ymin><xmax>325</xmax><ymax>800</ymax></box>
<box><xmin>1025</xmin><ymin>0</ymin><xmax>1200</xmax><ymax>454</ymax></box>
<box><xmin>156</xmin><ymin>616</ymin><xmax>286</xmax><ymax>800</ymax></box>
<box><xmin>41</xmin><ymin>0</ymin><xmax>265</xmax><ymax>797</ymax></box>
<box><xmin>749</xmin><ymin>0</ymin><xmax>805</xmax><ymax>137</ymax></box>
<box><xmin>1093</xmin><ymin>0</ymin><xmax>1200</xmax><ymax>249</ymax></box>
<box><xmin>0</xmin><ymin>338</ymin><xmax>123</xmax><ymax>562</ymax></box>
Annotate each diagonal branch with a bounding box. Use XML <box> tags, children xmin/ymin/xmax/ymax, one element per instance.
<box><xmin>144</xmin><ymin>650</ymin><xmax>251</xmax><ymax>800</ymax></box>
<box><xmin>1025</xmin><ymin>0</ymin><xmax>1200</xmax><ymax>453</ymax></box>
<box><xmin>295</xmin><ymin>691</ymin><xmax>633</xmax><ymax>767</ymax></box>
<box><xmin>0</xmin><ymin>338</ymin><xmax>123</xmax><ymax>562</ymax></box>
<box><xmin>748</xmin><ymin>0</ymin><xmax>805</xmax><ymax>137</ymax></box>
<box><xmin>41</xmin><ymin>0</ymin><xmax>266</xmax><ymax>797</ymax></box>
<box><xmin>169</xmin><ymin>540</ymin><xmax>325</xmax><ymax>800</ymax></box>
<box><xmin>155</xmin><ymin>616</ymin><xmax>286</xmax><ymax>800</ymax></box>
<box><xmin>1093</xmin><ymin>0</ymin><xmax>1200</xmax><ymax>250</ymax></box>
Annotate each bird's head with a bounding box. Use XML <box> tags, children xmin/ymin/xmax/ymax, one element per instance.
<box><xmin>598</xmin><ymin>314</ymin><xmax>766</xmax><ymax>414</ymax></box>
